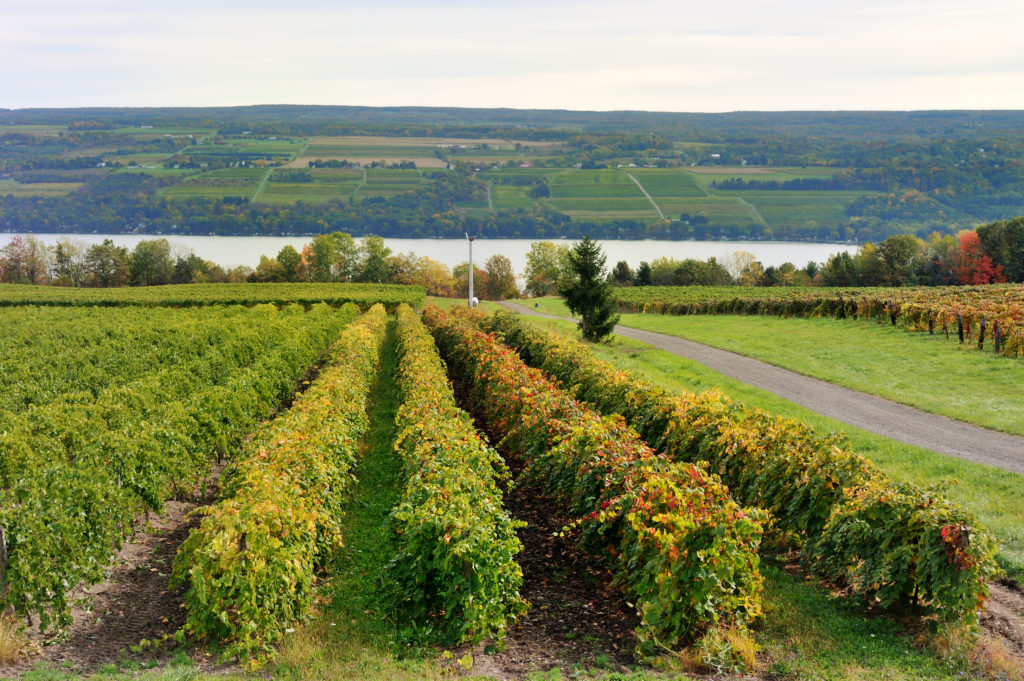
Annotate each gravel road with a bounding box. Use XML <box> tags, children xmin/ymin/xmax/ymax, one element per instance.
<box><xmin>498</xmin><ymin>302</ymin><xmax>1024</xmax><ymax>474</ymax></box>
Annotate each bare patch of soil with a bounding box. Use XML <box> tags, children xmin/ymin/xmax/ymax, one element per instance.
<box><xmin>3</xmin><ymin>465</ymin><xmax>226</xmax><ymax>677</ymax></box>
<box><xmin>465</xmin><ymin>476</ymin><xmax>640</xmax><ymax>680</ymax></box>
<box><xmin>982</xmin><ymin>581</ymin><xmax>1024</xmax><ymax>658</ymax></box>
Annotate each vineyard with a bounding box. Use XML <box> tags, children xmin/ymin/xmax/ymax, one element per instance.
<box><xmin>0</xmin><ymin>288</ymin><xmax>1019</xmax><ymax>680</ymax></box>
<box><xmin>0</xmin><ymin>282</ymin><xmax>424</xmax><ymax>310</ymax></box>
<box><xmin>611</xmin><ymin>284</ymin><xmax>1024</xmax><ymax>357</ymax></box>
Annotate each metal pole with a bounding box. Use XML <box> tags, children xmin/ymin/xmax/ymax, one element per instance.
<box><xmin>466</xmin><ymin>233</ymin><xmax>475</xmax><ymax>306</ymax></box>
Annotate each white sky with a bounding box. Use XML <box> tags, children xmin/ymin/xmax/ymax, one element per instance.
<box><xmin>3</xmin><ymin>0</ymin><xmax>1023</xmax><ymax>112</ymax></box>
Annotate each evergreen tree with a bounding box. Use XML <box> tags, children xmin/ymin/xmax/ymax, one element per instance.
<box><xmin>559</xmin><ymin>236</ymin><xmax>620</xmax><ymax>342</ymax></box>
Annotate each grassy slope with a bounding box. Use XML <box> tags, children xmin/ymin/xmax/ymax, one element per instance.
<box><xmin>511</xmin><ymin>310</ymin><xmax>1024</xmax><ymax>580</ymax></box>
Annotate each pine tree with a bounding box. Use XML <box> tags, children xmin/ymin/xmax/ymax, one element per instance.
<box><xmin>559</xmin><ymin>236</ymin><xmax>620</xmax><ymax>342</ymax></box>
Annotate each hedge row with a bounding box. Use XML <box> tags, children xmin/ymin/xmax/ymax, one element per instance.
<box><xmin>612</xmin><ymin>284</ymin><xmax>1024</xmax><ymax>357</ymax></box>
<box><xmin>483</xmin><ymin>311</ymin><xmax>1001</xmax><ymax>623</ymax></box>
<box><xmin>171</xmin><ymin>304</ymin><xmax>387</xmax><ymax>666</ymax></box>
<box><xmin>0</xmin><ymin>282</ymin><xmax>426</xmax><ymax>311</ymax></box>
<box><xmin>423</xmin><ymin>305</ymin><xmax>766</xmax><ymax>652</ymax></box>
<box><xmin>0</xmin><ymin>303</ymin><xmax>350</xmax><ymax>630</ymax></box>
<box><xmin>386</xmin><ymin>304</ymin><xmax>526</xmax><ymax>645</ymax></box>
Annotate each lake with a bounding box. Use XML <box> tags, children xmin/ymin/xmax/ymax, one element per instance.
<box><xmin>3</xmin><ymin>234</ymin><xmax>856</xmax><ymax>275</ymax></box>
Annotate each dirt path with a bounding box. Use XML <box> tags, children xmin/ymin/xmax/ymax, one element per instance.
<box><xmin>622</xmin><ymin>171</ymin><xmax>665</xmax><ymax>220</ymax></box>
<box><xmin>736</xmin><ymin>196</ymin><xmax>768</xmax><ymax>226</ymax></box>
<box><xmin>497</xmin><ymin>302</ymin><xmax>1024</xmax><ymax>475</ymax></box>
<box><xmin>251</xmin><ymin>167</ymin><xmax>273</xmax><ymax>202</ymax></box>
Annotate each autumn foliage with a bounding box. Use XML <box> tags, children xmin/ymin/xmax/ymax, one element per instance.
<box><xmin>423</xmin><ymin>305</ymin><xmax>765</xmax><ymax>653</ymax></box>
<box><xmin>482</xmin><ymin>312</ymin><xmax>1001</xmax><ymax>624</ymax></box>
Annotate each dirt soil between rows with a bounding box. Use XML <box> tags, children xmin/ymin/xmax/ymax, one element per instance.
<box><xmin>3</xmin><ymin>465</ymin><xmax>229</xmax><ymax>678</ymax></box>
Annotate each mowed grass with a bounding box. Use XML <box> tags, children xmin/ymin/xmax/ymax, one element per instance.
<box><xmin>510</xmin><ymin>300</ymin><xmax>1024</xmax><ymax>578</ymax></box>
<box><xmin>614</xmin><ymin>312</ymin><xmax>1024</xmax><ymax>437</ymax></box>
<box><xmin>658</xmin><ymin>197</ymin><xmax>753</xmax><ymax>222</ymax></box>
<box><xmin>684</xmin><ymin>166</ymin><xmax>838</xmax><ymax>189</ymax></box>
<box><xmin>258</xmin><ymin>182</ymin><xmax>358</xmax><ymax>204</ymax></box>
<box><xmin>627</xmin><ymin>168</ymin><xmax>707</xmax><ymax>197</ymax></box>
<box><xmin>0</xmin><ymin>180</ymin><xmax>83</xmax><ymax>197</ymax></box>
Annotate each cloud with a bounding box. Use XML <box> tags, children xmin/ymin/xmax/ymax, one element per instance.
<box><xmin>2</xmin><ymin>0</ymin><xmax>1023</xmax><ymax>110</ymax></box>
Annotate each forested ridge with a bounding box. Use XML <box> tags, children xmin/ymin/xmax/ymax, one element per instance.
<box><xmin>2</xmin><ymin>106</ymin><xmax>1023</xmax><ymax>242</ymax></box>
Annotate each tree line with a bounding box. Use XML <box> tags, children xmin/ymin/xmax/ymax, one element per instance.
<box><xmin>2</xmin><ymin>217</ymin><xmax>1021</xmax><ymax>296</ymax></box>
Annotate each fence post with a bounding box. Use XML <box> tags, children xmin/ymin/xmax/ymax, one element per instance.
<box><xmin>995</xmin><ymin>321</ymin><xmax>1002</xmax><ymax>355</ymax></box>
<box><xmin>0</xmin><ymin>525</ymin><xmax>6</xmax><ymax>594</ymax></box>
<box><xmin>928</xmin><ymin>317</ymin><xmax>934</xmax><ymax>335</ymax></box>
<box><xmin>978</xmin><ymin>318</ymin><xmax>986</xmax><ymax>350</ymax></box>
<box><xmin>957</xmin><ymin>314</ymin><xmax>964</xmax><ymax>344</ymax></box>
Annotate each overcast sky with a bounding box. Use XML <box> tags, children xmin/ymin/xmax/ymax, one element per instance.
<box><xmin>3</xmin><ymin>0</ymin><xmax>1023</xmax><ymax>112</ymax></box>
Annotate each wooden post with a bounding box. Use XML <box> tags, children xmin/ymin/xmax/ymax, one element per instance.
<box><xmin>928</xmin><ymin>317</ymin><xmax>934</xmax><ymax>335</ymax></box>
<box><xmin>957</xmin><ymin>314</ymin><xmax>964</xmax><ymax>344</ymax></box>
<box><xmin>0</xmin><ymin>525</ymin><xmax>6</xmax><ymax>589</ymax></box>
<box><xmin>978</xmin><ymin>318</ymin><xmax>986</xmax><ymax>350</ymax></box>
<box><xmin>995</xmin><ymin>321</ymin><xmax>1002</xmax><ymax>355</ymax></box>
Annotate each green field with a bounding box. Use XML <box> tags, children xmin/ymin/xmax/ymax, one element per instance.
<box><xmin>288</xmin><ymin>135</ymin><xmax>563</xmax><ymax>170</ymax></box>
<box><xmin>259</xmin><ymin>181</ymin><xmax>358</xmax><ymax>204</ymax></box>
<box><xmin>470</xmin><ymin>166</ymin><xmax>875</xmax><ymax>227</ymax></box>
<box><xmin>157</xmin><ymin>167</ymin><xmax>264</xmax><ymax>199</ymax></box>
<box><xmin>0</xmin><ymin>180</ymin><xmax>83</xmax><ymax>197</ymax></box>
<box><xmin>627</xmin><ymin>168</ymin><xmax>707</xmax><ymax>197</ymax></box>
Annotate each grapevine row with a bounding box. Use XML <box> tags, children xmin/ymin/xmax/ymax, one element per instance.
<box><xmin>0</xmin><ymin>282</ymin><xmax>425</xmax><ymax>311</ymax></box>
<box><xmin>386</xmin><ymin>304</ymin><xmax>526</xmax><ymax>645</ymax></box>
<box><xmin>0</xmin><ymin>305</ymin><xmax>298</xmax><ymax>414</ymax></box>
<box><xmin>0</xmin><ymin>303</ymin><xmax>353</xmax><ymax>630</ymax></box>
<box><xmin>172</xmin><ymin>304</ymin><xmax>387</xmax><ymax>666</ymax></box>
<box><xmin>612</xmin><ymin>284</ymin><xmax>1024</xmax><ymax>356</ymax></box>
<box><xmin>423</xmin><ymin>305</ymin><xmax>766</xmax><ymax>653</ymax></box>
<box><xmin>483</xmin><ymin>311</ymin><xmax>1001</xmax><ymax>623</ymax></box>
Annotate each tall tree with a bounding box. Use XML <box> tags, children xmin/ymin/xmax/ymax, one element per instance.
<box><xmin>128</xmin><ymin>239</ymin><xmax>174</xmax><ymax>287</ymax></box>
<box><xmin>484</xmin><ymin>254</ymin><xmax>519</xmax><ymax>300</ymax></box>
<box><xmin>523</xmin><ymin>241</ymin><xmax>572</xmax><ymax>296</ymax></box>
<box><xmin>611</xmin><ymin>260</ymin><xmax>634</xmax><ymax>286</ymax></box>
<box><xmin>359</xmin><ymin>236</ymin><xmax>392</xmax><ymax>283</ymax></box>
<box><xmin>84</xmin><ymin>239</ymin><xmax>130</xmax><ymax>287</ymax></box>
<box><xmin>277</xmin><ymin>245</ymin><xmax>302</xmax><ymax>282</ymax></box>
<box><xmin>559</xmin><ymin>236</ymin><xmax>620</xmax><ymax>342</ymax></box>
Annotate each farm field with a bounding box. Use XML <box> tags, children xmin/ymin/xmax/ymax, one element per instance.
<box><xmin>286</xmin><ymin>135</ymin><xmax>564</xmax><ymax>170</ymax></box>
<box><xmin>0</xmin><ymin>282</ymin><xmax>425</xmax><ymax>309</ymax></box>
<box><xmin>1</xmin><ymin>287</ymin><xmax>1020</xmax><ymax>681</ymax></box>
<box><xmin>471</xmin><ymin>166</ymin><xmax>868</xmax><ymax>228</ymax></box>
<box><xmin>0</xmin><ymin>179</ymin><xmax>83</xmax><ymax>197</ymax></box>
<box><xmin>157</xmin><ymin>167</ymin><xmax>266</xmax><ymax>200</ymax></box>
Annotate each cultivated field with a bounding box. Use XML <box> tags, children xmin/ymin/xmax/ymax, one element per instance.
<box><xmin>1</xmin><ymin>284</ymin><xmax>1020</xmax><ymax>681</ymax></box>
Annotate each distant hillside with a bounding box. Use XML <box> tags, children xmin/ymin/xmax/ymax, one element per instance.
<box><xmin>2</xmin><ymin>106</ymin><xmax>1023</xmax><ymax>241</ymax></box>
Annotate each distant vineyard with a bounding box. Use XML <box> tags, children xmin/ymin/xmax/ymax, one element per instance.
<box><xmin>0</xmin><ymin>282</ymin><xmax>424</xmax><ymax>310</ymax></box>
<box><xmin>612</xmin><ymin>284</ymin><xmax>1024</xmax><ymax>357</ymax></box>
